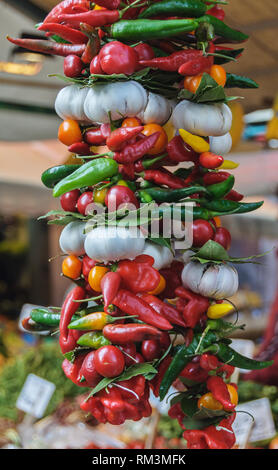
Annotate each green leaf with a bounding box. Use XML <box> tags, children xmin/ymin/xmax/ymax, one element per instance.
<box><xmin>180</xmin><ymin>397</ymin><xmax>199</xmax><ymax>418</ymax></box>
<box><xmin>38</xmin><ymin>210</ymin><xmax>86</xmax><ymax>221</ymax></box>
<box><xmin>178</xmin><ymin>73</ymin><xmax>229</xmax><ymax>104</ymax></box>
<box><xmin>225</xmin><ymin>73</ymin><xmax>259</xmax><ymax>89</ymax></box>
<box><xmin>213</xmin><ymin>48</ymin><xmax>244</xmax><ymax>65</ymax></box>
<box><xmin>86</xmin><ymin>363</ymin><xmax>157</xmax><ymax>399</ymax></box>
<box><xmin>182</xmin><ymin>413</ymin><xmax>228</xmax><ymax>430</ymax></box>
<box><xmin>193</xmin><ymin>240</ymin><xmax>230</xmax><ymax>262</ymax></box>
<box><xmin>148</xmin><ymin>237</ymin><xmax>172</xmax><ymax>252</ymax></box>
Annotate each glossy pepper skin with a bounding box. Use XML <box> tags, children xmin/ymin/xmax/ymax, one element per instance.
<box><xmin>141</xmin><ymin>294</ymin><xmax>186</xmax><ymax>328</ymax></box>
<box><xmin>139</xmin><ymin>49</ymin><xmax>202</xmax><ymax>72</ymax></box>
<box><xmin>139</xmin><ymin>0</ymin><xmax>207</xmax><ymax>19</ymax></box>
<box><xmin>183</xmin><ymin>414</ymin><xmax>236</xmax><ymax>449</ymax></box>
<box><xmin>58</xmin><ymin>10</ymin><xmax>120</xmax><ymax>28</ymax></box>
<box><xmin>43</xmin><ymin>0</ymin><xmax>90</xmax><ymax>24</ymax></box>
<box><xmin>112</xmin><ymin>289</ymin><xmax>173</xmax><ymax>330</ymax></box>
<box><xmin>7</xmin><ymin>36</ymin><xmax>86</xmax><ymax>57</ymax></box>
<box><xmin>101</xmin><ymin>271</ymin><xmax>122</xmax><ymax>313</ymax></box>
<box><xmin>103</xmin><ymin>323</ymin><xmax>162</xmax><ymax>344</ymax></box>
<box><xmin>116</xmin><ymin>260</ymin><xmax>161</xmax><ymax>294</ymax></box>
<box><xmin>38</xmin><ymin>22</ymin><xmax>88</xmax><ymax>43</ymax></box>
<box><xmin>62</xmin><ymin>354</ymin><xmax>90</xmax><ymax>387</ymax></box>
<box><xmin>175</xmin><ymin>286</ymin><xmax>210</xmax><ymax>328</ymax></box>
<box><xmin>106</xmin><ymin>126</ymin><xmax>144</xmax><ymax>151</ymax></box>
<box><xmin>206</xmin><ymin>376</ymin><xmax>235</xmax><ymax>412</ymax></box>
<box><xmin>99</xmin><ymin>41</ymin><xmax>139</xmax><ymax>75</ymax></box>
<box><xmin>59</xmin><ymin>286</ymin><xmax>85</xmax><ymax>354</ymax></box>
<box><xmin>167</xmin><ymin>135</ymin><xmax>198</xmax><ymax>163</ymax></box>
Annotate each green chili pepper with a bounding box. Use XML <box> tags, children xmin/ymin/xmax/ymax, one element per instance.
<box><xmin>225</xmin><ymin>73</ymin><xmax>259</xmax><ymax>89</ymax></box>
<box><xmin>207</xmin><ymin>175</ymin><xmax>235</xmax><ymax>199</ymax></box>
<box><xmin>197</xmin><ymin>15</ymin><xmax>249</xmax><ymax>42</ymax></box>
<box><xmin>199</xmin><ymin>199</ymin><xmax>263</xmax><ymax>214</ymax></box>
<box><xmin>53</xmin><ymin>158</ymin><xmax>119</xmax><ymax>197</ymax></box>
<box><xmin>209</xmin><ymin>343</ymin><xmax>273</xmax><ymax>370</ymax></box>
<box><xmin>41</xmin><ymin>164</ymin><xmax>81</xmax><ymax>189</ymax></box>
<box><xmin>30</xmin><ymin>305</ymin><xmax>102</xmax><ymax>327</ymax></box>
<box><xmin>110</xmin><ymin>19</ymin><xmax>199</xmax><ymax>42</ymax></box>
<box><xmin>139</xmin><ymin>0</ymin><xmax>207</xmax><ymax>19</ymax></box>
<box><xmin>138</xmin><ymin>185</ymin><xmax>208</xmax><ymax>203</ymax></box>
<box><xmin>159</xmin><ymin>331</ymin><xmax>220</xmax><ymax>400</ymax></box>
<box><xmin>77</xmin><ymin>331</ymin><xmax>111</xmax><ymax>349</ymax></box>
<box><xmin>154</xmin><ymin>204</ymin><xmax>213</xmax><ymax>221</ymax></box>
<box><xmin>174</xmin><ymin>167</ymin><xmax>195</xmax><ymax>179</ymax></box>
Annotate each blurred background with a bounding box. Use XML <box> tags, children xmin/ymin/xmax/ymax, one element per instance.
<box><xmin>0</xmin><ymin>0</ymin><xmax>278</xmax><ymax>450</ymax></box>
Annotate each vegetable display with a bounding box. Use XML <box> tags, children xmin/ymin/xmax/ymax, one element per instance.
<box><xmin>14</xmin><ymin>0</ymin><xmax>270</xmax><ymax>449</ymax></box>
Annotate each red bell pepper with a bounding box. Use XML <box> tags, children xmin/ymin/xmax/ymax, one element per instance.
<box><xmin>116</xmin><ymin>260</ymin><xmax>161</xmax><ymax>294</ymax></box>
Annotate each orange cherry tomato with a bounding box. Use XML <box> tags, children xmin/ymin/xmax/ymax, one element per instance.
<box><xmin>186</xmin><ymin>73</ymin><xmax>203</xmax><ymax>93</ymax></box>
<box><xmin>148</xmin><ymin>275</ymin><xmax>166</xmax><ymax>295</ymax></box>
<box><xmin>227</xmin><ymin>384</ymin><xmax>238</xmax><ymax>406</ymax></box>
<box><xmin>213</xmin><ymin>216</ymin><xmax>221</xmax><ymax>228</ymax></box>
<box><xmin>121</xmin><ymin>117</ymin><xmax>142</xmax><ymax>128</ymax></box>
<box><xmin>58</xmin><ymin>119</ymin><xmax>82</xmax><ymax>146</ymax></box>
<box><xmin>62</xmin><ymin>255</ymin><xmax>82</xmax><ymax>279</ymax></box>
<box><xmin>142</xmin><ymin>123</ymin><xmax>168</xmax><ymax>155</ymax></box>
<box><xmin>197</xmin><ymin>392</ymin><xmax>223</xmax><ymax>411</ymax></box>
<box><xmin>88</xmin><ymin>266</ymin><xmax>110</xmax><ymax>292</ymax></box>
<box><xmin>210</xmin><ymin>65</ymin><xmax>227</xmax><ymax>87</ymax></box>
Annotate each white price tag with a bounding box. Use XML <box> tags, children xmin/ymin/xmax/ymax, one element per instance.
<box><xmin>233</xmin><ymin>398</ymin><xmax>276</xmax><ymax>447</ymax></box>
<box><xmin>16</xmin><ymin>374</ymin><xmax>56</xmax><ymax>418</ymax></box>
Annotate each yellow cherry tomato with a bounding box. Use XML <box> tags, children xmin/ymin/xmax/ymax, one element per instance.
<box><xmin>148</xmin><ymin>275</ymin><xmax>166</xmax><ymax>295</ymax></box>
<box><xmin>58</xmin><ymin>119</ymin><xmax>82</xmax><ymax>146</ymax></box>
<box><xmin>227</xmin><ymin>385</ymin><xmax>238</xmax><ymax>406</ymax></box>
<box><xmin>142</xmin><ymin>123</ymin><xmax>168</xmax><ymax>155</ymax></box>
<box><xmin>62</xmin><ymin>255</ymin><xmax>82</xmax><ymax>280</ymax></box>
<box><xmin>198</xmin><ymin>392</ymin><xmax>223</xmax><ymax>411</ymax></box>
<box><xmin>207</xmin><ymin>303</ymin><xmax>235</xmax><ymax>320</ymax></box>
<box><xmin>94</xmin><ymin>187</ymin><xmax>108</xmax><ymax>205</ymax></box>
<box><xmin>210</xmin><ymin>65</ymin><xmax>227</xmax><ymax>87</ymax></box>
<box><xmin>121</xmin><ymin>117</ymin><xmax>142</xmax><ymax>128</ymax></box>
<box><xmin>88</xmin><ymin>266</ymin><xmax>110</xmax><ymax>292</ymax></box>
<box><xmin>217</xmin><ymin>159</ymin><xmax>239</xmax><ymax>170</ymax></box>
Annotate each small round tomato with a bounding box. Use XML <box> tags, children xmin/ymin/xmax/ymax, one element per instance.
<box><xmin>210</xmin><ymin>65</ymin><xmax>227</xmax><ymax>87</ymax></box>
<box><xmin>94</xmin><ymin>345</ymin><xmax>125</xmax><ymax>377</ymax></box>
<box><xmin>62</xmin><ymin>255</ymin><xmax>82</xmax><ymax>279</ymax></box>
<box><xmin>120</xmin><ymin>343</ymin><xmax>137</xmax><ymax>367</ymax></box>
<box><xmin>141</xmin><ymin>340</ymin><xmax>161</xmax><ymax>361</ymax></box>
<box><xmin>105</xmin><ymin>185</ymin><xmax>139</xmax><ymax>210</ymax></box>
<box><xmin>199</xmin><ymin>151</ymin><xmax>224</xmax><ymax>169</ymax></box>
<box><xmin>142</xmin><ymin>123</ymin><xmax>168</xmax><ymax>155</ymax></box>
<box><xmin>121</xmin><ymin>117</ymin><xmax>142</xmax><ymax>128</ymax></box>
<box><xmin>184</xmin><ymin>73</ymin><xmax>203</xmax><ymax>93</ymax></box>
<box><xmin>148</xmin><ymin>275</ymin><xmax>166</xmax><ymax>295</ymax></box>
<box><xmin>134</xmin><ymin>43</ymin><xmax>155</xmax><ymax>61</ymax></box>
<box><xmin>58</xmin><ymin>119</ymin><xmax>82</xmax><ymax>146</ymax></box>
<box><xmin>60</xmin><ymin>189</ymin><xmax>80</xmax><ymax>212</ymax></box>
<box><xmin>77</xmin><ymin>191</ymin><xmax>94</xmax><ymax>215</ymax></box>
<box><xmin>99</xmin><ymin>41</ymin><xmax>138</xmax><ymax>75</ymax></box>
<box><xmin>88</xmin><ymin>265</ymin><xmax>109</xmax><ymax>292</ymax></box>
<box><xmin>93</xmin><ymin>187</ymin><xmax>108</xmax><ymax>205</ymax></box>
<box><xmin>90</xmin><ymin>55</ymin><xmax>103</xmax><ymax>74</ymax></box>
<box><xmin>133</xmin><ymin>353</ymin><xmax>145</xmax><ymax>364</ymax></box>
<box><xmin>192</xmin><ymin>219</ymin><xmax>214</xmax><ymax>247</ymax></box>
<box><xmin>64</xmin><ymin>55</ymin><xmax>83</xmax><ymax>78</ymax></box>
<box><xmin>213</xmin><ymin>227</ymin><xmax>231</xmax><ymax>250</ymax></box>
<box><xmin>198</xmin><ymin>392</ymin><xmax>223</xmax><ymax>411</ymax></box>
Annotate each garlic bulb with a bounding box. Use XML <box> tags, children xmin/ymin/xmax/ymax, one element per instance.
<box><xmin>141</xmin><ymin>241</ymin><xmax>174</xmax><ymax>270</ymax></box>
<box><xmin>181</xmin><ymin>261</ymin><xmax>238</xmax><ymax>299</ymax></box>
<box><xmin>55</xmin><ymin>85</ymin><xmax>90</xmax><ymax>122</ymax></box>
<box><xmin>59</xmin><ymin>221</ymin><xmax>87</xmax><ymax>256</ymax></box>
<box><xmin>209</xmin><ymin>132</ymin><xmax>232</xmax><ymax>155</ymax></box>
<box><xmin>137</xmin><ymin>91</ymin><xmax>174</xmax><ymax>125</ymax></box>
<box><xmin>172</xmin><ymin>100</ymin><xmax>232</xmax><ymax>137</ymax></box>
<box><xmin>84</xmin><ymin>226</ymin><xmax>145</xmax><ymax>263</ymax></box>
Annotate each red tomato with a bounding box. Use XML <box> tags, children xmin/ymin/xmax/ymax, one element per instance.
<box><xmin>141</xmin><ymin>339</ymin><xmax>161</xmax><ymax>361</ymax></box>
<box><xmin>60</xmin><ymin>189</ymin><xmax>80</xmax><ymax>212</ymax></box>
<box><xmin>134</xmin><ymin>43</ymin><xmax>155</xmax><ymax>70</ymax></box>
<box><xmin>121</xmin><ymin>117</ymin><xmax>142</xmax><ymax>128</ymax></box>
<box><xmin>94</xmin><ymin>345</ymin><xmax>125</xmax><ymax>377</ymax></box>
<box><xmin>99</xmin><ymin>41</ymin><xmax>138</xmax><ymax>75</ymax></box>
<box><xmin>77</xmin><ymin>191</ymin><xmax>94</xmax><ymax>215</ymax></box>
<box><xmin>193</xmin><ymin>219</ymin><xmax>215</xmax><ymax>247</ymax></box>
<box><xmin>90</xmin><ymin>55</ymin><xmax>103</xmax><ymax>74</ymax></box>
<box><xmin>105</xmin><ymin>185</ymin><xmax>139</xmax><ymax>210</ymax></box>
<box><xmin>133</xmin><ymin>353</ymin><xmax>145</xmax><ymax>364</ymax></box>
<box><xmin>64</xmin><ymin>55</ymin><xmax>84</xmax><ymax>78</ymax></box>
<box><xmin>213</xmin><ymin>227</ymin><xmax>231</xmax><ymax>250</ymax></box>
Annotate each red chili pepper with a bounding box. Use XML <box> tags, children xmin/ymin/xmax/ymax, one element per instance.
<box><xmin>167</xmin><ymin>135</ymin><xmax>198</xmax><ymax>163</ymax></box>
<box><xmin>178</xmin><ymin>55</ymin><xmax>213</xmax><ymax>76</ymax></box>
<box><xmin>6</xmin><ymin>36</ymin><xmax>86</xmax><ymax>57</ymax></box>
<box><xmin>206</xmin><ymin>5</ymin><xmax>225</xmax><ymax>21</ymax></box>
<box><xmin>119</xmin><ymin>162</ymin><xmax>136</xmax><ymax>180</ymax></box>
<box><xmin>59</xmin><ymin>285</ymin><xmax>86</xmax><ymax>354</ymax></box>
<box><xmin>139</xmin><ymin>49</ymin><xmax>202</xmax><ymax>72</ymax></box>
<box><xmin>206</xmin><ymin>376</ymin><xmax>236</xmax><ymax>412</ymax></box>
<box><xmin>175</xmin><ymin>286</ymin><xmax>210</xmax><ymax>328</ymax></box>
<box><xmin>150</xmin><ymin>355</ymin><xmax>172</xmax><ymax>397</ymax></box>
<box><xmin>58</xmin><ymin>10</ymin><xmax>119</xmax><ymax>28</ymax></box>
<box><xmin>203</xmin><ymin>170</ymin><xmax>230</xmax><ymax>185</ymax></box>
<box><xmin>79</xmin><ymin>351</ymin><xmax>103</xmax><ymax>386</ymax></box>
<box><xmin>38</xmin><ymin>23</ymin><xmax>88</xmax><ymax>43</ymax></box>
<box><xmin>101</xmin><ymin>271</ymin><xmax>122</xmax><ymax>312</ymax></box>
<box><xmin>95</xmin><ymin>0</ymin><xmax>120</xmax><ymax>9</ymax></box>
<box><xmin>200</xmin><ymin>353</ymin><xmax>220</xmax><ymax>371</ymax></box>
<box><xmin>62</xmin><ymin>354</ymin><xmax>89</xmax><ymax>387</ymax></box>
<box><xmin>84</xmin><ymin>124</ymin><xmax>111</xmax><ymax>145</ymax></box>
<box><xmin>199</xmin><ymin>152</ymin><xmax>224</xmax><ymax>169</ymax></box>
<box><xmin>180</xmin><ymin>360</ymin><xmax>208</xmax><ymax>382</ymax></box>
<box><xmin>158</xmin><ymin>260</ymin><xmax>183</xmax><ymax>300</ymax></box>
<box><xmin>113</xmin><ymin>289</ymin><xmax>173</xmax><ymax>330</ymax></box>
<box><xmin>103</xmin><ymin>323</ymin><xmax>162</xmax><ymax>344</ymax></box>
<box><xmin>116</xmin><ymin>261</ymin><xmax>160</xmax><ymax>294</ymax></box>
<box><xmin>183</xmin><ymin>414</ymin><xmax>236</xmax><ymax>449</ymax></box>
<box><xmin>140</xmin><ymin>168</ymin><xmax>186</xmax><ymax>189</ymax></box>
<box><xmin>150</xmin><ymin>39</ymin><xmax>178</xmax><ymax>54</ymax></box>
<box><xmin>133</xmin><ymin>43</ymin><xmax>155</xmax><ymax>70</ymax></box>
<box><xmin>68</xmin><ymin>142</ymin><xmax>92</xmax><ymax>155</ymax></box>
<box><xmin>106</xmin><ymin>126</ymin><xmax>144</xmax><ymax>151</ymax></box>
<box><xmin>99</xmin><ymin>41</ymin><xmax>139</xmax><ymax>75</ymax></box>
<box><xmin>225</xmin><ymin>189</ymin><xmax>244</xmax><ymax>201</ymax></box>
<box><xmin>217</xmin><ymin>363</ymin><xmax>235</xmax><ymax>379</ymax></box>
<box><xmin>141</xmin><ymin>294</ymin><xmax>186</xmax><ymax>328</ymax></box>
<box><xmin>43</xmin><ymin>0</ymin><xmax>90</xmax><ymax>24</ymax></box>
<box><xmin>109</xmin><ymin>132</ymin><xmax>160</xmax><ymax>164</ymax></box>
<box><xmin>82</xmin><ymin>255</ymin><xmax>96</xmax><ymax>279</ymax></box>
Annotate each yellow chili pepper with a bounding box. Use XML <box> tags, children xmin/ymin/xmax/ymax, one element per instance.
<box><xmin>68</xmin><ymin>312</ymin><xmax>111</xmax><ymax>330</ymax></box>
<box><xmin>163</xmin><ymin>119</ymin><xmax>176</xmax><ymax>141</ymax></box>
<box><xmin>179</xmin><ymin>128</ymin><xmax>210</xmax><ymax>153</ymax></box>
<box><xmin>217</xmin><ymin>159</ymin><xmax>239</xmax><ymax>169</ymax></box>
<box><xmin>207</xmin><ymin>303</ymin><xmax>235</xmax><ymax>319</ymax></box>
<box><xmin>88</xmin><ymin>266</ymin><xmax>110</xmax><ymax>292</ymax></box>
<box><xmin>148</xmin><ymin>275</ymin><xmax>166</xmax><ymax>295</ymax></box>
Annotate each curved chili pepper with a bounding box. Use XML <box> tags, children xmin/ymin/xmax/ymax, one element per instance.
<box><xmin>138</xmin><ymin>185</ymin><xmax>208</xmax><ymax>203</ymax></box>
<box><xmin>79</xmin><ymin>350</ymin><xmax>102</xmax><ymax>386</ymax></box>
<box><xmin>116</xmin><ymin>260</ymin><xmax>160</xmax><ymax>294</ymax></box>
<box><xmin>141</xmin><ymin>294</ymin><xmax>186</xmax><ymax>328</ymax></box>
<box><xmin>167</xmin><ymin>135</ymin><xmax>198</xmax><ymax>163</ymax></box>
<box><xmin>112</xmin><ymin>132</ymin><xmax>160</xmax><ymax>164</ymax></box>
<box><xmin>175</xmin><ymin>286</ymin><xmax>210</xmax><ymax>328</ymax></box>
<box><xmin>95</xmin><ymin>0</ymin><xmax>121</xmax><ymax>9</ymax></box>
<box><xmin>139</xmin><ymin>49</ymin><xmax>202</xmax><ymax>72</ymax></box>
<box><xmin>62</xmin><ymin>354</ymin><xmax>89</xmax><ymax>386</ymax></box>
<box><xmin>102</xmin><ymin>323</ymin><xmax>162</xmax><ymax>344</ymax></box>
<box><xmin>59</xmin><ymin>285</ymin><xmax>86</xmax><ymax>354</ymax></box>
<box><xmin>150</xmin><ymin>355</ymin><xmax>172</xmax><ymax>397</ymax></box>
<box><xmin>68</xmin><ymin>142</ymin><xmax>92</xmax><ymax>155</ymax></box>
<box><xmin>206</xmin><ymin>375</ymin><xmax>235</xmax><ymax>412</ymax></box>
<box><xmin>84</xmin><ymin>124</ymin><xmax>111</xmax><ymax>146</ymax></box>
<box><xmin>77</xmin><ymin>331</ymin><xmax>111</xmax><ymax>348</ymax></box>
<box><xmin>139</xmin><ymin>168</ymin><xmax>186</xmax><ymax>189</ymax></box>
<box><xmin>6</xmin><ymin>36</ymin><xmax>86</xmax><ymax>57</ymax></box>
<box><xmin>58</xmin><ymin>10</ymin><xmax>119</xmax><ymax>28</ymax></box>
<box><xmin>178</xmin><ymin>55</ymin><xmax>213</xmax><ymax>76</ymax></box>
<box><xmin>112</xmin><ymin>289</ymin><xmax>173</xmax><ymax>330</ymax></box>
<box><xmin>225</xmin><ymin>189</ymin><xmax>244</xmax><ymax>202</ymax></box>
<box><xmin>207</xmin><ymin>175</ymin><xmax>235</xmax><ymax>199</ymax></box>
<box><xmin>203</xmin><ymin>170</ymin><xmax>230</xmax><ymax>186</ymax></box>
<box><xmin>38</xmin><ymin>23</ymin><xmax>88</xmax><ymax>43</ymax></box>
<box><xmin>106</xmin><ymin>126</ymin><xmax>144</xmax><ymax>152</ymax></box>
<box><xmin>101</xmin><ymin>271</ymin><xmax>122</xmax><ymax>313</ymax></box>
<box><xmin>43</xmin><ymin>0</ymin><xmax>90</xmax><ymax>24</ymax></box>
<box><xmin>68</xmin><ymin>311</ymin><xmax>124</xmax><ymax>330</ymax></box>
